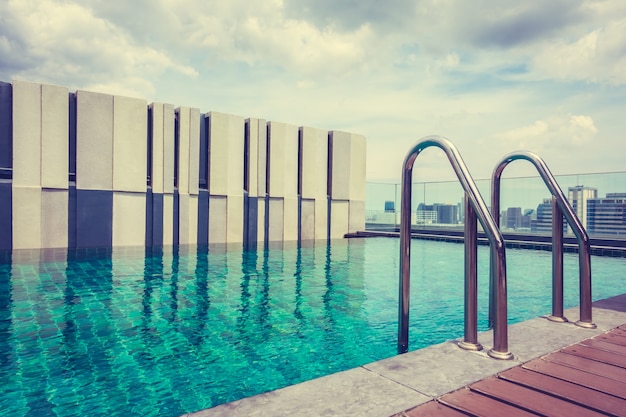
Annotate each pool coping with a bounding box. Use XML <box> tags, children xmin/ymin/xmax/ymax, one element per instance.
<box><xmin>183</xmin><ymin>293</ymin><xmax>626</xmax><ymax>417</ymax></box>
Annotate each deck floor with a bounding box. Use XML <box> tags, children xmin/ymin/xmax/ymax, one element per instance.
<box><xmin>396</xmin><ymin>325</ymin><xmax>626</xmax><ymax>417</ymax></box>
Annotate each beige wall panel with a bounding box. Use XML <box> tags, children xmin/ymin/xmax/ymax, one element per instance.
<box><xmin>350</xmin><ymin>134</ymin><xmax>367</xmax><ymax>202</ymax></box>
<box><xmin>301</xmin><ymin>199</ymin><xmax>316</xmax><ymax>241</ymax></box>
<box><xmin>267</xmin><ymin>197</ymin><xmax>284</xmax><ymax>242</ymax></box>
<box><xmin>349</xmin><ymin>200</ymin><xmax>365</xmax><ymax>233</ymax></box>
<box><xmin>177</xmin><ymin>107</ymin><xmax>190</xmax><ymax>194</ymax></box>
<box><xmin>12</xmin><ymin>80</ymin><xmax>41</xmax><ymax>187</ymax></box>
<box><xmin>209</xmin><ymin>196</ymin><xmax>227</xmax><ymax>244</ymax></box>
<box><xmin>149</xmin><ymin>103</ymin><xmax>164</xmax><ymax>194</ymax></box>
<box><xmin>163</xmin><ymin>194</ymin><xmax>174</xmax><ymax>245</ymax></box>
<box><xmin>267</xmin><ymin>121</ymin><xmax>298</xmax><ymax>198</ymax></box>
<box><xmin>329</xmin><ymin>200</ymin><xmax>349</xmax><ymax>240</ymax></box>
<box><xmin>283</xmin><ymin>196</ymin><xmax>298</xmax><ymax>241</ymax></box>
<box><xmin>257</xmin><ymin>120</ymin><xmax>267</xmax><ymax>197</ymax></box>
<box><xmin>315</xmin><ymin>198</ymin><xmax>328</xmax><ymax>240</ymax></box>
<box><xmin>41</xmin><ymin>84</ymin><xmax>69</xmax><ymax>189</ymax></box>
<box><xmin>208</xmin><ymin>112</ymin><xmax>245</xmax><ymax>197</ymax></box>
<box><xmin>76</xmin><ymin>90</ymin><xmax>113</xmax><ymax>190</ymax></box>
<box><xmin>246</xmin><ymin>118</ymin><xmax>259</xmax><ymax>196</ymax></box>
<box><xmin>112</xmin><ymin>192</ymin><xmax>146</xmax><ymax>247</ymax></box>
<box><xmin>41</xmin><ymin>189</ymin><xmax>68</xmax><ymax>248</ymax></box>
<box><xmin>329</xmin><ymin>131</ymin><xmax>351</xmax><ymax>201</ymax></box>
<box><xmin>257</xmin><ymin>198</ymin><xmax>266</xmax><ymax>243</ymax></box>
<box><xmin>188</xmin><ymin>108</ymin><xmax>200</xmax><ymax>196</ymax></box>
<box><xmin>300</xmin><ymin>126</ymin><xmax>328</xmax><ymax>200</ymax></box>
<box><xmin>113</xmin><ymin>95</ymin><xmax>147</xmax><ymax>192</ymax></box>
<box><xmin>163</xmin><ymin>104</ymin><xmax>175</xmax><ymax>194</ymax></box>
<box><xmin>187</xmin><ymin>194</ymin><xmax>198</xmax><ymax>244</ymax></box>
<box><xmin>12</xmin><ymin>187</ymin><xmax>41</xmax><ymax>249</ymax></box>
<box><xmin>178</xmin><ymin>193</ymin><xmax>198</xmax><ymax>245</ymax></box>
<box><xmin>227</xmin><ymin>195</ymin><xmax>244</xmax><ymax>243</ymax></box>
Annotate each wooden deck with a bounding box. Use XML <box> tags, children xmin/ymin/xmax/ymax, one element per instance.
<box><xmin>395</xmin><ymin>325</ymin><xmax>626</xmax><ymax>417</ymax></box>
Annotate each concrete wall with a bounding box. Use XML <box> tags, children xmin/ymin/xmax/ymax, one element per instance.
<box><xmin>1</xmin><ymin>80</ymin><xmax>366</xmax><ymax>250</ymax></box>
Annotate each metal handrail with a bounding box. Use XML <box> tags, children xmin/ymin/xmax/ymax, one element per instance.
<box><xmin>399</xmin><ymin>136</ymin><xmax>513</xmax><ymax>360</ymax></box>
<box><xmin>491</xmin><ymin>151</ymin><xmax>596</xmax><ymax>328</ymax></box>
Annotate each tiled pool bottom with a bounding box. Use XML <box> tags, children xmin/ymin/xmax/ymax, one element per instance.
<box><xmin>1</xmin><ymin>238</ymin><xmax>625</xmax><ymax>417</ymax></box>
<box><xmin>189</xmin><ymin>295</ymin><xmax>626</xmax><ymax>417</ymax></box>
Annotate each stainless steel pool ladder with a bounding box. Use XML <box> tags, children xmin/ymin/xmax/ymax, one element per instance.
<box><xmin>491</xmin><ymin>151</ymin><xmax>596</xmax><ymax>329</ymax></box>
<box><xmin>399</xmin><ymin>136</ymin><xmax>513</xmax><ymax>360</ymax></box>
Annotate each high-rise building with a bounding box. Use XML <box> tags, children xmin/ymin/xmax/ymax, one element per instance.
<box><xmin>505</xmin><ymin>207</ymin><xmax>522</xmax><ymax>229</ymax></box>
<box><xmin>416</xmin><ymin>203</ymin><xmax>459</xmax><ymax>225</ymax></box>
<box><xmin>532</xmin><ymin>199</ymin><xmax>566</xmax><ymax>234</ymax></box>
<box><xmin>587</xmin><ymin>193</ymin><xmax>626</xmax><ymax>236</ymax></box>
<box><xmin>568</xmin><ymin>185</ymin><xmax>597</xmax><ymax>230</ymax></box>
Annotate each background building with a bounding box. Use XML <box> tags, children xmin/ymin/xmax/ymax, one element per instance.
<box><xmin>568</xmin><ymin>185</ymin><xmax>597</xmax><ymax>230</ymax></box>
<box><xmin>587</xmin><ymin>193</ymin><xmax>626</xmax><ymax>236</ymax></box>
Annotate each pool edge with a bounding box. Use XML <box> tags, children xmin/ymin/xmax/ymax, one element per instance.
<box><xmin>183</xmin><ymin>293</ymin><xmax>626</xmax><ymax>417</ymax></box>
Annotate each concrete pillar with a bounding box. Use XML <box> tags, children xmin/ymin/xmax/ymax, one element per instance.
<box><xmin>329</xmin><ymin>131</ymin><xmax>366</xmax><ymax>239</ymax></box>
<box><xmin>207</xmin><ymin>112</ymin><xmax>245</xmax><ymax>244</ymax></box>
<box><xmin>244</xmin><ymin>118</ymin><xmax>267</xmax><ymax>246</ymax></box>
<box><xmin>148</xmin><ymin>102</ymin><xmax>176</xmax><ymax>246</ymax></box>
<box><xmin>176</xmin><ymin>106</ymin><xmax>200</xmax><ymax>245</ymax></box>
<box><xmin>267</xmin><ymin>121</ymin><xmax>299</xmax><ymax>242</ymax></box>
<box><xmin>12</xmin><ymin>81</ymin><xmax>68</xmax><ymax>249</ymax></box>
<box><xmin>299</xmin><ymin>126</ymin><xmax>328</xmax><ymax>241</ymax></box>
<box><xmin>112</xmin><ymin>95</ymin><xmax>147</xmax><ymax>247</ymax></box>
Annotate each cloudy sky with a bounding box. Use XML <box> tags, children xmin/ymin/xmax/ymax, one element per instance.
<box><xmin>1</xmin><ymin>0</ymin><xmax>625</xmax><ymax>182</ymax></box>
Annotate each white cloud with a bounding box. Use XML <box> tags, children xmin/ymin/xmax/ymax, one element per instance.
<box><xmin>0</xmin><ymin>0</ymin><xmax>197</xmax><ymax>96</ymax></box>
<box><xmin>493</xmin><ymin>114</ymin><xmax>598</xmax><ymax>158</ymax></box>
<box><xmin>531</xmin><ymin>19</ymin><xmax>626</xmax><ymax>85</ymax></box>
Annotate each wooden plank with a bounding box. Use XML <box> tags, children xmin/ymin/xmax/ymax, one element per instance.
<box><xmin>471</xmin><ymin>377</ymin><xmax>607</xmax><ymax>417</ymax></box>
<box><xmin>581</xmin><ymin>338</ymin><xmax>626</xmax><ymax>355</ymax></box>
<box><xmin>594</xmin><ymin>332</ymin><xmax>626</xmax><ymax>347</ymax></box>
<box><xmin>562</xmin><ymin>343</ymin><xmax>626</xmax><ymax>368</ymax></box>
<box><xmin>402</xmin><ymin>400</ymin><xmax>468</xmax><ymax>417</ymax></box>
<box><xmin>499</xmin><ymin>366</ymin><xmax>626</xmax><ymax>416</ymax></box>
<box><xmin>522</xmin><ymin>358</ymin><xmax>626</xmax><ymax>399</ymax></box>
<box><xmin>545</xmin><ymin>352</ymin><xmax>626</xmax><ymax>381</ymax></box>
<box><xmin>439</xmin><ymin>388</ymin><xmax>536</xmax><ymax>417</ymax></box>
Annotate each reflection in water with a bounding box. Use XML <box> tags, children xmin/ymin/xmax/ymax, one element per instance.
<box><xmin>0</xmin><ymin>239</ymin><xmax>379</xmax><ymax>417</ymax></box>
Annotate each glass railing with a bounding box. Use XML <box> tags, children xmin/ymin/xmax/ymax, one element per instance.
<box><xmin>366</xmin><ymin>171</ymin><xmax>626</xmax><ymax>240</ymax></box>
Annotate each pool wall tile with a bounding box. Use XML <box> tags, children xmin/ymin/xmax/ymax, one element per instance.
<box><xmin>0</xmin><ymin>182</ymin><xmax>11</xmax><ymax>250</ymax></box>
<box><xmin>329</xmin><ymin>200</ymin><xmax>350</xmax><ymax>240</ymax></box>
<box><xmin>163</xmin><ymin>194</ymin><xmax>174</xmax><ymax>245</ymax></box>
<box><xmin>12</xmin><ymin>186</ymin><xmax>41</xmax><ymax>249</ymax></box>
<box><xmin>113</xmin><ymin>191</ymin><xmax>146</xmax><ymax>247</ymax></box>
<box><xmin>209</xmin><ymin>196</ymin><xmax>227</xmax><ymax>243</ymax></box>
<box><xmin>300</xmin><ymin>199</ymin><xmax>316</xmax><ymax>241</ymax></box>
<box><xmin>197</xmin><ymin>189</ymin><xmax>209</xmax><ymax>245</ymax></box>
<box><xmin>41</xmin><ymin>189</ymin><xmax>68</xmax><ymax>248</ymax></box>
<box><xmin>267</xmin><ymin>197</ymin><xmax>285</xmax><ymax>242</ymax></box>
<box><xmin>179</xmin><ymin>193</ymin><xmax>198</xmax><ymax>245</ymax></box>
<box><xmin>76</xmin><ymin>189</ymin><xmax>113</xmax><ymax>248</ymax></box>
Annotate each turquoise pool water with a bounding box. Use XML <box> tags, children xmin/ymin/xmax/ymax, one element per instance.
<box><xmin>0</xmin><ymin>237</ymin><xmax>624</xmax><ymax>416</ymax></box>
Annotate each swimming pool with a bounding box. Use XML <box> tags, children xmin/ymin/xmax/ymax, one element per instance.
<box><xmin>0</xmin><ymin>237</ymin><xmax>624</xmax><ymax>417</ymax></box>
